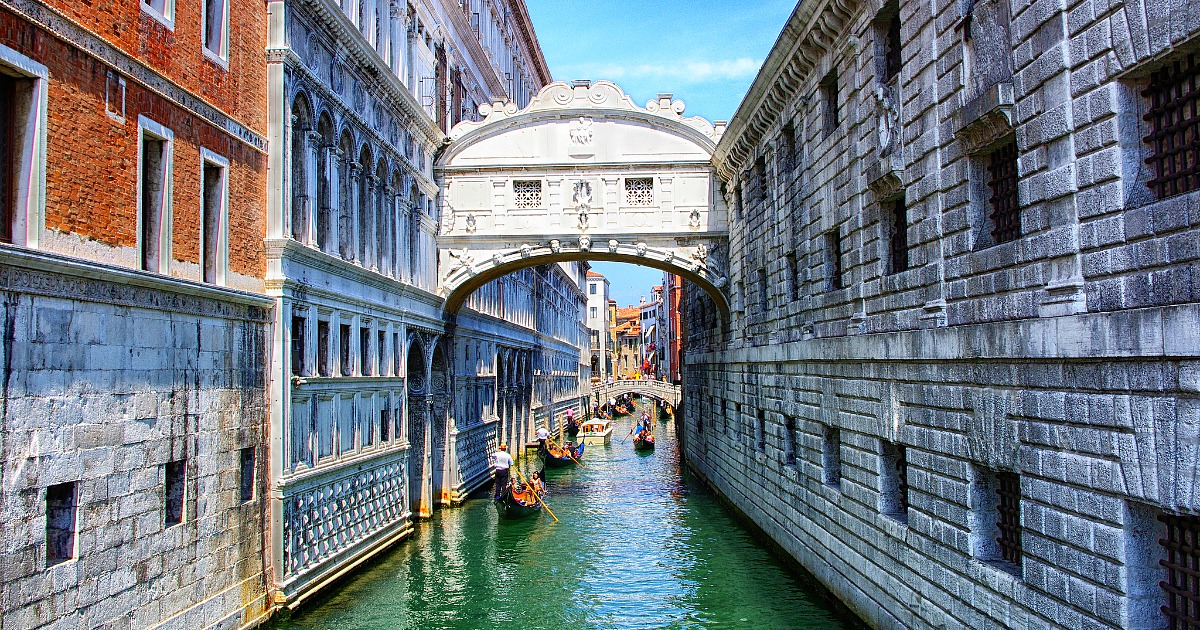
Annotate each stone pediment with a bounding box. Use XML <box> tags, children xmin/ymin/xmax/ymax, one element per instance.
<box><xmin>954</xmin><ymin>81</ymin><xmax>1015</xmax><ymax>154</ymax></box>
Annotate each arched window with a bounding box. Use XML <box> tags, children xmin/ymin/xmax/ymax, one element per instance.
<box><xmin>316</xmin><ymin>113</ymin><xmax>335</xmax><ymax>252</ymax></box>
<box><xmin>357</xmin><ymin>145</ymin><xmax>374</xmax><ymax>266</ymax></box>
<box><xmin>338</xmin><ymin>131</ymin><xmax>355</xmax><ymax>260</ymax></box>
<box><xmin>290</xmin><ymin>96</ymin><xmax>312</xmax><ymax>242</ymax></box>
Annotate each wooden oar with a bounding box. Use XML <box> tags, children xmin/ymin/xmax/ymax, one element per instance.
<box><xmin>510</xmin><ymin>465</ymin><xmax>558</xmax><ymax>522</ymax></box>
<box><xmin>546</xmin><ymin>436</ymin><xmax>587</xmax><ymax>468</ymax></box>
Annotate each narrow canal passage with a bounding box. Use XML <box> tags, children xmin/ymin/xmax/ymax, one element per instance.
<box><xmin>271</xmin><ymin>411</ymin><xmax>861</xmax><ymax>629</ymax></box>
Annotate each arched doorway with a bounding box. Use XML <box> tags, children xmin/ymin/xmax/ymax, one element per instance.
<box><xmin>406</xmin><ymin>338</ymin><xmax>428</xmax><ymax>517</ymax></box>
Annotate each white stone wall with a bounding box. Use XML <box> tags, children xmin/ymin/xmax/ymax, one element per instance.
<box><xmin>0</xmin><ymin>248</ymin><xmax>272</xmax><ymax>630</ymax></box>
<box><xmin>687</xmin><ymin>0</ymin><xmax>1200</xmax><ymax>627</ymax></box>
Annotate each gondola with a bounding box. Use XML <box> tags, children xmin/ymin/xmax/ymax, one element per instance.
<box><xmin>632</xmin><ymin>432</ymin><xmax>656</xmax><ymax>451</ymax></box>
<box><xmin>494</xmin><ymin>480</ymin><xmax>542</xmax><ymax>519</ymax></box>
<box><xmin>539</xmin><ymin>441</ymin><xmax>585</xmax><ymax>468</ymax></box>
<box><xmin>565</xmin><ymin>417</ymin><xmax>580</xmax><ymax>438</ymax></box>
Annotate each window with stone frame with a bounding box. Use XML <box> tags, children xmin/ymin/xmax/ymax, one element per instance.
<box><xmin>757</xmin><ymin>267</ymin><xmax>769</xmax><ymax>312</ymax></box>
<box><xmin>625</xmin><ymin>177</ymin><xmax>654</xmax><ymax>206</ymax></box>
<box><xmin>1158</xmin><ymin>513</ymin><xmax>1200</xmax><ymax>628</ymax></box>
<box><xmin>45</xmin><ymin>481</ymin><xmax>77</xmax><ymax>566</ymax></box>
<box><xmin>755</xmin><ymin>409</ymin><xmax>766</xmax><ymax>451</ymax></box>
<box><xmin>985</xmin><ymin>138</ymin><xmax>1021</xmax><ymax>244</ymax></box>
<box><xmin>340</xmin><ymin>323</ymin><xmax>352</xmax><ymax>376</ymax></box>
<box><xmin>784</xmin><ymin>416</ymin><xmax>798</xmax><ymax>466</ymax></box>
<box><xmin>317</xmin><ymin>319</ymin><xmax>330</xmax><ymax>377</ymax></box>
<box><xmin>880</xmin><ymin>441</ymin><xmax>909</xmax><ymax>521</ymax></box>
<box><xmin>143</xmin><ymin>0</ymin><xmax>175</xmax><ymax>26</ymax></box>
<box><xmin>0</xmin><ymin>73</ymin><xmax>13</xmax><ymax>244</ymax></box>
<box><xmin>753</xmin><ymin>156</ymin><xmax>766</xmax><ymax>204</ymax></box>
<box><xmin>139</xmin><ymin>119</ymin><xmax>173</xmax><ymax>273</ymax></box>
<box><xmin>821</xmin><ymin>70</ymin><xmax>840</xmax><ymax>138</ymax></box>
<box><xmin>887</xmin><ymin>193</ymin><xmax>910</xmax><ymax>274</ymax></box>
<box><xmin>359</xmin><ymin>327</ymin><xmax>372</xmax><ymax>376</ymax></box>
<box><xmin>1142</xmin><ymin>54</ymin><xmax>1200</xmax><ymax>200</ymax></box>
<box><xmin>164</xmin><ymin>459</ymin><xmax>186</xmax><ymax>527</ymax></box>
<box><xmin>512</xmin><ymin>179</ymin><xmax>542</xmax><ymax>208</ymax></box>
<box><xmin>779</xmin><ymin>123</ymin><xmax>796</xmax><ymax>177</ymax></box>
<box><xmin>970</xmin><ymin>465</ymin><xmax>1022</xmax><ymax>574</ymax></box>
<box><xmin>203</xmin><ymin>0</ymin><xmax>228</xmax><ymax>60</ymax></box>
<box><xmin>824</xmin><ymin>229</ymin><xmax>844</xmax><ymax>291</ymax></box>
<box><xmin>878</xmin><ymin>1</ymin><xmax>902</xmax><ymax>85</ymax></box>
<box><xmin>822</xmin><ymin>425</ymin><xmax>842</xmax><ymax>487</ymax></box>
<box><xmin>786</xmin><ymin>252</ymin><xmax>800</xmax><ymax>301</ymax></box>
<box><xmin>290</xmin><ymin>315</ymin><xmax>306</xmax><ymax>376</ymax></box>
<box><xmin>201</xmin><ymin>153</ymin><xmax>227</xmax><ymax>284</ymax></box>
<box><xmin>238</xmin><ymin>447</ymin><xmax>255</xmax><ymax>503</ymax></box>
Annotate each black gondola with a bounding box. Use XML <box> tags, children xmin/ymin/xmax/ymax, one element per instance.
<box><xmin>539</xmin><ymin>441</ymin><xmax>585</xmax><ymax>468</ymax></box>
<box><xmin>494</xmin><ymin>481</ymin><xmax>542</xmax><ymax>519</ymax></box>
<box><xmin>565</xmin><ymin>418</ymin><xmax>580</xmax><ymax>438</ymax></box>
<box><xmin>633</xmin><ymin>433</ymin><xmax>655</xmax><ymax>451</ymax></box>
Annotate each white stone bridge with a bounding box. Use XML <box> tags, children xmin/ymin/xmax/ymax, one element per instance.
<box><xmin>591</xmin><ymin>379</ymin><xmax>681</xmax><ymax>408</ymax></box>
<box><xmin>435</xmin><ymin>81</ymin><xmax>731</xmax><ymax>319</ymax></box>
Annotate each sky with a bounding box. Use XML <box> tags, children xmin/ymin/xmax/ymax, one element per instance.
<box><xmin>523</xmin><ymin>0</ymin><xmax>796</xmax><ymax>306</ymax></box>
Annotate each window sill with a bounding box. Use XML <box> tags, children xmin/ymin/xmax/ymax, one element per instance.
<box><xmin>203</xmin><ymin>47</ymin><xmax>230</xmax><ymax>71</ymax></box>
<box><xmin>141</xmin><ymin>4</ymin><xmax>175</xmax><ymax>30</ymax></box>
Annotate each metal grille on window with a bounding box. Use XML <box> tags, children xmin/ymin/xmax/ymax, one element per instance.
<box><xmin>513</xmin><ymin>180</ymin><xmax>542</xmax><ymax>209</ymax></box>
<box><xmin>995</xmin><ymin>471</ymin><xmax>1022</xmax><ymax>566</ymax></box>
<box><xmin>1143</xmin><ymin>55</ymin><xmax>1200</xmax><ymax>199</ymax></box>
<box><xmin>884</xmin><ymin>12</ymin><xmax>902</xmax><ymax>83</ymax></box>
<box><xmin>895</xmin><ymin>444</ymin><xmax>909</xmax><ymax>513</ymax></box>
<box><xmin>625</xmin><ymin>177</ymin><xmax>654</xmax><ymax>206</ymax></box>
<box><xmin>889</xmin><ymin>195</ymin><xmax>909</xmax><ymax>274</ymax></box>
<box><xmin>986</xmin><ymin>140</ymin><xmax>1021</xmax><ymax>244</ymax></box>
<box><xmin>1158</xmin><ymin>513</ymin><xmax>1200</xmax><ymax>629</ymax></box>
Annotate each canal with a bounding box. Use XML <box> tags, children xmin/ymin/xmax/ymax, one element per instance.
<box><xmin>270</xmin><ymin>409</ymin><xmax>862</xmax><ymax>629</ymax></box>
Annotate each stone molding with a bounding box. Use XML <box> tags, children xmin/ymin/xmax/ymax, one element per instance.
<box><xmin>954</xmin><ymin>81</ymin><xmax>1015</xmax><ymax>154</ymax></box>
<box><xmin>0</xmin><ymin>245</ymin><xmax>272</xmax><ymax>322</ymax></box>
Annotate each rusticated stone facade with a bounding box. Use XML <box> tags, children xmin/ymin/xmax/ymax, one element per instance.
<box><xmin>683</xmin><ymin>0</ymin><xmax>1200</xmax><ymax>628</ymax></box>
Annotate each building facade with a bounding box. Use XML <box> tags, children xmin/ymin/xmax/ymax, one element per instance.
<box><xmin>663</xmin><ymin>272</ymin><xmax>684</xmax><ymax>383</ymax></box>
<box><xmin>264</xmin><ymin>0</ymin><xmax>581</xmax><ymax>610</ymax></box>
<box><xmin>682</xmin><ymin>0</ymin><xmax>1200</xmax><ymax>628</ymax></box>
<box><xmin>0</xmin><ymin>0</ymin><xmax>274</xmax><ymax>625</ymax></box>
<box><xmin>585</xmin><ymin>269</ymin><xmax>613</xmax><ymax>379</ymax></box>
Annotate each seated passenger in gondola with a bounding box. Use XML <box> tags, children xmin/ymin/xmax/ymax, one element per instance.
<box><xmin>530</xmin><ymin>471</ymin><xmax>546</xmax><ymax>494</ymax></box>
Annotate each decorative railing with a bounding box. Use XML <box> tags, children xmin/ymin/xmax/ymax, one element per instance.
<box><xmin>455</xmin><ymin>417</ymin><xmax>499</xmax><ymax>493</ymax></box>
<box><xmin>280</xmin><ymin>450</ymin><xmax>407</xmax><ymax>578</ymax></box>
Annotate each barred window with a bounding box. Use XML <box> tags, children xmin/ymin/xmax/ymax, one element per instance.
<box><xmin>1158</xmin><ymin>513</ymin><xmax>1200</xmax><ymax>629</ymax></box>
<box><xmin>513</xmin><ymin>180</ymin><xmax>542</xmax><ymax>208</ymax></box>
<box><xmin>986</xmin><ymin>139</ymin><xmax>1021</xmax><ymax>244</ymax></box>
<box><xmin>1143</xmin><ymin>55</ymin><xmax>1200</xmax><ymax>199</ymax></box>
<box><xmin>883</xmin><ymin>9</ymin><xmax>902</xmax><ymax>83</ymax></box>
<box><xmin>888</xmin><ymin>194</ymin><xmax>909</xmax><ymax>274</ymax></box>
<box><xmin>625</xmin><ymin>177</ymin><xmax>654</xmax><ymax>206</ymax></box>
<box><xmin>995</xmin><ymin>471</ymin><xmax>1022</xmax><ymax>567</ymax></box>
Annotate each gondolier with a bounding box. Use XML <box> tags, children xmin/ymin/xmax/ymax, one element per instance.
<box><xmin>536</xmin><ymin>425</ymin><xmax>549</xmax><ymax>450</ymax></box>
<box><xmin>492</xmin><ymin>444</ymin><xmax>513</xmax><ymax>500</ymax></box>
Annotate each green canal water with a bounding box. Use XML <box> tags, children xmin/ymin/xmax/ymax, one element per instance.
<box><xmin>271</xmin><ymin>412</ymin><xmax>862</xmax><ymax>630</ymax></box>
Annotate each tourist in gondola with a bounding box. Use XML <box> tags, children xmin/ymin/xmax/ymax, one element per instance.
<box><xmin>530</xmin><ymin>470</ymin><xmax>546</xmax><ymax>494</ymax></box>
<box><xmin>492</xmin><ymin>444</ymin><xmax>513</xmax><ymax>500</ymax></box>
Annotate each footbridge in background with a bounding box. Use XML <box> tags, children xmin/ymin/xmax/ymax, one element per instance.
<box><xmin>591</xmin><ymin>379</ymin><xmax>682</xmax><ymax>408</ymax></box>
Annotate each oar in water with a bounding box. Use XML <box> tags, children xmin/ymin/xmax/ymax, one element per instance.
<box><xmin>546</xmin><ymin>437</ymin><xmax>586</xmax><ymax>468</ymax></box>
<box><xmin>510</xmin><ymin>465</ymin><xmax>558</xmax><ymax>523</ymax></box>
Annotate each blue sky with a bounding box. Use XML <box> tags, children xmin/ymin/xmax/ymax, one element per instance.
<box><xmin>524</xmin><ymin>0</ymin><xmax>796</xmax><ymax>306</ymax></box>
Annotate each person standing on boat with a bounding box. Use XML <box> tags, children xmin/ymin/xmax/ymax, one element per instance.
<box><xmin>493</xmin><ymin>444</ymin><xmax>514</xmax><ymax>500</ymax></box>
<box><xmin>536</xmin><ymin>425</ymin><xmax>549</xmax><ymax>451</ymax></box>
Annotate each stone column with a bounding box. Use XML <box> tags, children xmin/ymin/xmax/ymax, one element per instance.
<box><xmin>344</xmin><ymin>160</ymin><xmax>360</xmax><ymax>262</ymax></box>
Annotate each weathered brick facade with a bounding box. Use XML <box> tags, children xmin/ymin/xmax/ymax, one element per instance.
<box><xmin>684</xmin><ymin>0</ymin><xmax>1200</xmax><ymax>627</ymax></box>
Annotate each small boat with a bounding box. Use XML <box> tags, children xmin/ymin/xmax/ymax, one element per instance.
<box><xmin>494</xmin><ymin>481</ymin><xmax>542</xmax><ymax>519</ymax></box>
<box><xmin>540</xmin><ymin>441</ymin><xmax>585</xmax><ymax>468</ymax></box>
<box><xmin>565</xmin><ymin>418</ymin><xmax>580</xmax><ymax>438</ymax></box>
<box><xmin>633</xmin><ymin>432</ymin><xmax>656</xmax><ymax>451</ymax></box>
<box><xmin>579</xmin><ymin>419</ymin><xmax>613</xmax><ymax>445</ymax></box>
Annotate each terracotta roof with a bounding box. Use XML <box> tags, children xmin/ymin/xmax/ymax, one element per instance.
<box><xmin>586</xmin><ymin>270</ymin><xmax>604</xmax><ymax>278</ymax></box>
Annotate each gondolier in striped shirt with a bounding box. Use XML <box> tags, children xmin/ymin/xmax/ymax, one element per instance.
<box><xmin>492</xmin><ymin>444</ymin><xmax>514</xmax><ymax>500</ymax></box>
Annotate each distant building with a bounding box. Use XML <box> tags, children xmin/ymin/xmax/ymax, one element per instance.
<box><xmin>640</xmin><ymin>287</ymin><xmax>664</xmax><ymax>378</ymax></box>
<box><xmin>585</xmin><ymin>269</ymin><xmax>612</xmax><ymax>378</ymax></box>
<box><xmin>614</xmin><ymin>305</ymin><xmax>641</xmax><ymax>378</ymax></box>
<box><xmin>662</xmin><ymin>273</ymin><xmax>684</xmax><ymax>383</ymax></box>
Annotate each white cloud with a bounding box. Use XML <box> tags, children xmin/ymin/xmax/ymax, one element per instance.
<box><xmin>557</xmin><ymin>57</ymin><xmax>761</xmax><ymax>84</ymax></box>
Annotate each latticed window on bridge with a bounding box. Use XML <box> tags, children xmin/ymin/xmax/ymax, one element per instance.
<box><xmin>995</xmin><ymin>471</ymin><xmax>1022</xmax><ymax>567</ymax></box>
<box><xmin>1158</xmin><ymin>513</ymin><xmax>1200</xmax><ymax>628</ymax></box>
<box><xmin>512</xmin><ymin>180</ymin><xmax>542</xmax><ymax>208</ymax></box>
<box><xmin>1143</xmin><ymin>55</ymin><xmax>1200</xmax><ymax>199</ymax></box>
<box><xmin>986</xmin><ymin>139</ymin><xmax>1021</xmax><ymax>244</ymax></box>
<box><xmin>625</xmin><ymin>177</ymin><xmax>654</xmax><ymax>206</ymax></box>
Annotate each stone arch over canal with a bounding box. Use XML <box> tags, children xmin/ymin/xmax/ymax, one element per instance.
<box><xmin>434</xmin><ymin>80</ymin><xmax>732</xmax><ymax>323</ymax></box>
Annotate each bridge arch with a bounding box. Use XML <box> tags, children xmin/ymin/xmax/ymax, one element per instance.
<box><xmin>435</xmin><ymin>80</ymin><xmax>731</xmax><ymax>321</ymax></box>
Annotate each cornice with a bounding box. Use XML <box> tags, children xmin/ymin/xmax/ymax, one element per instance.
<box><xmin>505</xmin><ymin>0</ymin><xmax>552</xmax><ymax>86</ymax></box>
<box><xmin>713</xmin><ymin>0</ymin><xmax>859</xmax><ymax>181</ymax></box>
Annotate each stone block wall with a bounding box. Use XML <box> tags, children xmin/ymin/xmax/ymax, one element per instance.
<box><xmin>0</xmin><ymin>247</ymin><xmax>272</xmax><ymax>629</ymax></box>
<box><xmin>692</xmin><ymin>0</ymin><xmax>1200</xmax><ymax>627</ymax></box>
